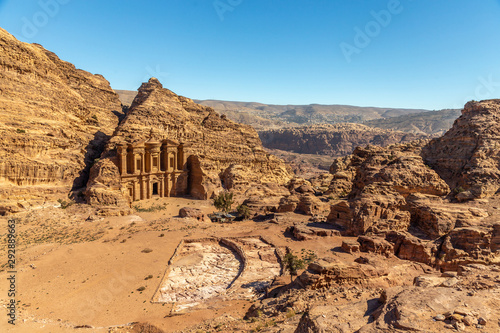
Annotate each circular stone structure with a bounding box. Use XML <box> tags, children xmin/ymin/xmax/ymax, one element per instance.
<box><xmin>154</xmin><ymin>237</ymin><xmax>282</xmax><ymax>311</ymax></box>
<box><xmin>157</xmin><ymin>239</ymin><xmax>242</xmax><ymax>305</ymax></box>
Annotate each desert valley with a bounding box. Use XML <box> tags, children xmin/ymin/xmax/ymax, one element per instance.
<box><xmin>0</xmin><ymin>21</ymin><xmax>500</xmax><ymax>333</ymax></box>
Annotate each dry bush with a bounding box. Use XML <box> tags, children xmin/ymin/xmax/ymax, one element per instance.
<box><xmin>132</xmin><ymin>322</ymin><xmax>165</xmax><ymax>333</ymax></box>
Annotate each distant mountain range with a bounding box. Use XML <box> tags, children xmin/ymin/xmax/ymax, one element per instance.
<box><xmin>116</xmin><ymin>90</ymin><xmax>461</xmax><ymax>136</ymax></box>
<box><xmin>363</xmin><ymin>109</ymin><xmax>461</xmax><ymax>136</ymax></box>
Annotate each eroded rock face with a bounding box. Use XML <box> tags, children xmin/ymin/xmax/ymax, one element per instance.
<box><xmin>327</xmin><ymin>143</ymin><xmax>448</xmax><ymax>235</ymax></box>
<box><xmin>422</xmin><ymin>99</ymin><xmax>500</xmax><ymax>200</ymax></box>
<box><xmin>361</xmin><ymin>285</ymin><xmax>500</xmax><ymax>333</ymax></box>
<box><xmin>325</xmin><ymin>127</ymin><xmax>498</xmax><ymax>269</ymax></box>
<box><xmin>385</xmin><ymin>231</ymin><xmax>439</xmax><ymax>266</ymax></box>
<box><xmin>86</xmin><ymin>78</ymin><xmax>293</xmax><ymax>204</ymax></box>
<box><xmin>406</xmin><ymin>193</ymin><xmax>479</xmax><ymax>238</ymax></box>
<box><xmin>349</xmin><ymin>184</ymin><xmax>411</xmax><ymax>235</ymax></box>
<box><xmin>277</xmin><ymin>178</ymin><xmax>329</xmax><ymax>216</ymax></box>
<box><xmin>0</xmin><ymin>28</ymin><xmax>122</xmax><ymax>210</ymax></box>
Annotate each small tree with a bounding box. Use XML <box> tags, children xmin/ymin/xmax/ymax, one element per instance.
<box><xmin>283</xmin><ymin>252</ymin><xmax>305</xmax><ymax>283</ymax></box>
<box><xmin>236</xmin><ymin>204</ymin><xmax>251</xmax><ymax>220</ymax></box>
<box><xmin>213</xmin><ymin>191</ymin><xmax>234</xmax><ymax>212</ymax></box>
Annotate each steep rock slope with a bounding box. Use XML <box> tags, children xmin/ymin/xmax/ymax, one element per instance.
<box><xmin>422</xmin><ymin>100</ymin><xmax>500</xmax><ymax>200</ymax></box>
<box><xmin>259</xmin><ymin>124</ymin><xmax>426</xmax><ymax>157</ymax></box>
<box><xmin>87</xmin><ymin>78</ymin><xmax>292</xmax><ymax>204</ymax></box>
<box><xmin>0</xmin><ymin>27</ymin><xmax>122</xmax><ymax>213</ymax></box>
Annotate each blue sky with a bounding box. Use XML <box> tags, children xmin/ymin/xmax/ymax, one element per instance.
<box><xmin>0</xmin><ymin>0</ymin><xmax>499</xmax><ymax>109</ymax></box>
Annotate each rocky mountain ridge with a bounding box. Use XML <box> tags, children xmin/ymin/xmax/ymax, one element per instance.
<box><xmin>195</xmin><ymin>99</ymin><xmax>431</xmax><ymax>128</ymax></box>
<box><xmin>364</xmin><ymin>108</ymin><xmax>461</xmax><ymax>136</ymax></box>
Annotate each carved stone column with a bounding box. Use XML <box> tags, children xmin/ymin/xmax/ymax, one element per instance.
<box><xmin>159</xmin><ymin>175</ymin><xmax>164</xmax><ymax>197</ymax></box>
<box><xmin>140</xmin><ymin>176</ymin><xmax>146</xmax><ymax>200</ymax></box>
<box><xmin>171</xmin><ymin>173</ymin><xmax>177</xmax><ymax>197</ymax></box>
<box><xmin>133</xmin><ymin>180</ymin><xmax>139</xmax><ymax>201</ymax></box>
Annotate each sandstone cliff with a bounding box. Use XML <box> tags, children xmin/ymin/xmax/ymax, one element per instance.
<box><xmin>86</xmin><ymin>78</ymin><xmax>293</xmax><ymax>205</ymax></box>
<box><xmin>0</xmin><ymin>28</ymin><xmax>123</xmax><ymax>214</ymax></box>
<box><xmin>259</xmin><ymin>124</ymin><xmax>426</xmax><ymax>157</ymax></box>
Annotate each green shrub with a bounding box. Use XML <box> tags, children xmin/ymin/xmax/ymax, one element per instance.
<box><xmin>213</xmin><ymin>191</ymin><xmax>234</xmax><ymax>212</ymax></box>
<box><xmin>57</xmin><ymin>199</ymin><xmax>74</xmax><ymax>209</ymax></box>
<box><xmin>16</xmin><ymin>129</ymin><xmax>26</xmax><ymax>134</ymax></box>
<box><xmin>301</xmin><ymin>250</ymin><xmax>317</xmax><ymax>264</ymax></box>
<box><xmin>237</xmin><ymin>204</ymin><xmax>251</xmax><ymax>220</ymax></box>
<box><xmin>283</xmin><ymin>252</ymin><xmax>305</xmax><ymax>283</ymax></box>
<box><xmin>133</xmin><ymin>204</ymin><xmax>167</xmax><ymax>212</ymax></box>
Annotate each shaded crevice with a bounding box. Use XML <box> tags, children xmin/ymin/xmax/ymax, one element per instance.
<box><xmin>72</xmin><ymin>130</ymin><xmax>110</xmax><ymax>191</ymax></box>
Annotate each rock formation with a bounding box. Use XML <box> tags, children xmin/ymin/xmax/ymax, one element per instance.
<box><xmin>0</xmin><ymin>28</ymin><xmax>123</xmax><ymax>214</ymax></box>
<box><xmin>326</xmin><ymin>100</ymin><xmax>500</xmax><ymax>269</ymax></box>
<box><xmin>423</xmin><ymin>99</ymin><xmax>500</xmax><ymax>201</ymax></box>
<box><xmin>327</xmin><ymin>142</ymin><xmax>450</xmax><ymax>235</ymax></box>
<box><xmin>86</xmin><ymin>78</ymin><xmax>293</xmax><ymax>206</ymax></box>
<box><xmin>259</xmin><ymin>123</ymin><xmax>426</xmax><ymax>156</ymax></box>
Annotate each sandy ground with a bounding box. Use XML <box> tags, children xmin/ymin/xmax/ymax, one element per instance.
<box><xmin>4</xmin><ymin>195</ymin><xmax>497</xmax><ymax>332</ymax></box>
<box><xmin>0</xmin><ymin>197</ymin><xmax>347</xmax><ymax>332</ymax></box>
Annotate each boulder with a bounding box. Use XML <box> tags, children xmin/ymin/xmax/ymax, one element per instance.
<box><xmin>386</xmin><ymin>231</ymin><xmax>438</xmax><ymax>266</ymax></box>
<box><xmin>179</xmin><ymin>207</ymin><xmax>205</xmax><ymax>220</ymax></box>
<box><xmin>357</xmin><ymin>236</ymin><xmax>394</xmax><ymax>257</ymax></box>
<box><xmin>296</xmin><ymin>194</ymin><xmax>327</xmax><ymax>216</ymax></box>
<box><xmin>277</xmin><ymin>195</ymin><xmax>300</xmax><ymax>213</ymax></box>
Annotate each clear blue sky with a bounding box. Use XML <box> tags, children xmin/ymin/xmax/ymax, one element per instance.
<box><xmin>1</xmin><ymin>0</ymin><xmax>499</xmax><ymax>109</ymax></box>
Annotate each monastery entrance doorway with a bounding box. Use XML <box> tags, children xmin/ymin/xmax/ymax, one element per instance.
<box><xmin>152</xmin><ymin>182</ymin><xmax>159</xmax><ymax>196</ymax></box>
